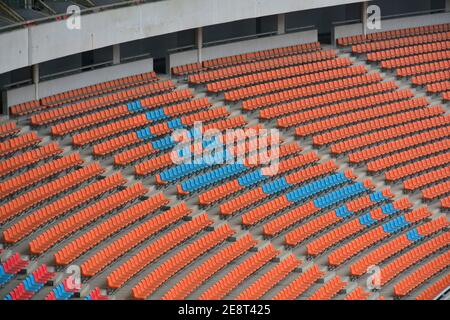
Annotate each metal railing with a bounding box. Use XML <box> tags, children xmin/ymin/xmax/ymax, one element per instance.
<box><xmin>332</xmin><ymin>8</ymin><xmax>447</xmax><ymax>26</ymax></box>
<box><xmin>39</xmin><ymin>60</ymin><xmax>114</xmax><ymax>82</ymax></box>
<box><xmin>0</xmin><ymin>0</ymin><xmax>165</xmax><ymax>33</ymax></box>
<box><xmin>168</xmin><ymin>25</ymin><xmax>316</xmax><ymax>54</ymax></box>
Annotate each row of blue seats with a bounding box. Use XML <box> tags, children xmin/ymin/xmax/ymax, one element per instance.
<box><xmin>313</xmin><ymin>182</ymin><xmax>369</xmax><ymax>209</ymax></box>
<box><xmin>0</xmin><ymin>265</ymin><xmax>13</xmax><ymax>287</ymax></box>
<box><xmin>286</xmin><ymin>173</ymin><xmax>352</xmax><ymax>203</ymax></box>
<box><xmin>179</xmin><ymin>163</ymin><xmax>248</xmax><ymax>193</ymax></box>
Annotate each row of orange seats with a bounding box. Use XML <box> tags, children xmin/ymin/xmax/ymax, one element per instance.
<box><xmin>219</xmin><ymin>56</ymin><xmax>350</xmax><ymax>96</ymax></box>
<box><xmin>328</xmin><ymin>208</ymin><xmax>436</xmax><ymax>268</ymax></box>
<box><xmin>203</xmin><ymin>42</ymin><xmax>321</xmax><ymax>70</ymax></box>
<box><xmin>0</xmin><ymin>142</ymin><xmax>62</xmax><ymax>178</ymax></box>
<box><xmin>441</xmin><ymin>195</ymin><xmax>450</xmax><ymax>208</ymax></box>
<box><xmin>444</xmin><ymin>91</ymin><xmax>450</xmax><ymax>100</ymax></box>
<box><xmin>427</xmin><ymin>80</ymin><xmax>450</xmax><ymax>93</ymax></box>
<box><xmin>172</xmin><ymin>42</ymin><xmax>321</xmax><ymax>75</ymax></box>
<box><xmin>367</xmin><ymin>41</ymin><xmax>450</xmax><ymax>61</ymax></box>
<box><xmin>162</xmin><ymin>233</ymin><xmax>257</xmax><ymax>300</ymax></box>
<box><xmin>376</xmin><ymin>231</ymin><xmax>450</xmax><ymax>287</ymax></box>
<box><xmin>397</xmin><ymin>60</ymin><xmax>449</xmax><ymax>77</ymax></box>
<box><xmin>206</xmin><ymin>57</ymin><xmax>352</xmax><ymax>93</ymax></box>
<box><xmin>0</xmin><ymin>153</ymin><xmax>83</xmax><ymax>199</ymax></box>
<box><xmin>10</xmin><ymin>71</ymin><xmax>157</xmax><ymax>115</ymax></box>
<box><xmin>308</xmin><ymin>275</ymin><xmax>347</xmax><ymax>300</ymax></box>
<box><xmin>0</xmin><ymin>132</ymin><xmax>42</xmax><ymax>157</ymax></box>
<box><xmin>79</xmin><ymin>202</ymin><xmax>192</xmax><ymax>277</ymax></box>
<box><xmin>30</xmin><ymin>80</ymin><xmax>175</xmax><ymax>125</ymax></box>
<box><xmin>380</xmin><ymin>50</ymin><xmax>450</xmax><ymax>69</ymax></box>
<box><xmin>41</xmin><ymin>71</ymin><xmax>157</xmax><ymax>108</ymax></box>
<box><xmin>224</xmin><ymin>63</ymin><xmax>365</xmax><ymax>102</ymax></box>
<box><xmin>317</xmin><ymin>106</ymin><xmax>444</xmax><ymax>148</ymax></box>
<box><xmin>51</xmin><ymin>104</ymin><xmax>132</xmax><ymax>136</ymax></box>
<box><xmin>28</xmin><ymin>182</ymin><xmax>147</xmax><ymax>255</ymax></box>
<box><xmin>198</xmin><ymin>244</ymin><xmax>279</xmax><ymax>300</ymax></box>
<box><xmin>9</xmin><ymin>100</ymin><xmax>40</xmax><ymax>117</ymax></box>
<box><xmin>53</xmin><ymin>193</ymin><xmax>169</xmax><ymax>265</ymax></box>
<box><xmin>338</xmin><ymin>23</ymin><xmax>450</xmax><ymax>46</ymax></box>
<box><xmin>242</xmin><ymin>73</ymin><xmax>382</xmax><ymax>111</ymax></box>
<box><xmin>105</xmin><ymin>213</ymin><xmax>213</xmax><ymax>289</ymax></box>
<box><xmin>349</xmin><ymin>217</ymin><xmax>448</xmax><ymax>276</ymax></box>
<box><xmin>330</xmin><ymin>115</ymin><xmax>450</xmax><ymax>154</ymax></box>
<box><xmin>411</xmin><ymin>69</ymin><xmax>450</xmax><ymax>85</ymax></box>
<box><xmin>385</xmin><ymin>152</ymin><xmax>450</xmax><ymax>182</ymax></box>
<box><xmin>295</xmin><ymin>96</ymin><xmax>429</xmax><ymax>136</ymax></box>
<box><xmin>0</xmin><ymin>162</ymin><xmax>104</xmax><ymax>225</ymax></box>
<box><xmin>188</xmin><ymin>50</ymin><xmax>336</xmax><ymax>84</ymax></box>
<box><xmin>272</xmin><ymin>264</ymin><xmax>324</xmax><ymax>300</ymax></box>
<box><xmin>352</xmin><ymin>31</ymin><xmax>450</xmax><ymax>53</ymax></box>
<box><xmin>135</xmin><ymin>152</ymin><xmax>177</xmax><ymax>177</ymax></box>
<box><xmin>422</xmin><ymin>180</ymin><xmax>450</xmax><ymax>201</ymax></box>
<box><xmin>348</xmin><ymin>126</ymin><xmax>449</xmax><ymax>164</ymax></box>
<box><xmin>403</xmin><ymin>166</ymin><xmax>450</xmax><ymax>191</ymax></box>
<box><xmin>416</xmin><ymin>273</ymin><xmax>450</xmax><ymax>300</ymax></box>
<box><xmin>367</xmin><ymin>139</ymin><xmax>450</xmax><ymax>173</ymax></box>
<box><xmin>2</xmin><ymin>169</ymin><xmax>125</xmax><ymax>244</ymax></box>
<box><xmin>256</xmin><ymin>80</ymin><xmax>397</xmax><ymax>115</ymax></box>
<box><xmin>345</xmin><ymin>286</ymin><xmax>371</xmax><ymax>300</ymax></box>
<box><xmin>394</xmin><ymin>250</ymin><xmax>450</xmax><ymax>297</ymax></box>
<box><xmin>131</xmin><ymin>224</ymin><xmax>235</xmax><ymax>299</ymax></box>
<box><xmin>274</xmin><ymin>87</ymin><xmax>412</xmax><ymax>125</ymax></box>
<box><xmin>0</xmin><ymin>122</ymin><xmax>19</xmax><ymax>139</ymax></box>
<box><xmin>235</xmin><ymin>255</ymin><xmax>301</xmax><ymax>300</ymax></box>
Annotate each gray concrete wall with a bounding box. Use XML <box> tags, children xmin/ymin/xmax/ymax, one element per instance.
<box><xmin>0</xmin><ymin>29</ymin><xmax>28</xmax><ymax>74</ymax></box>
<box><xmin>168</xmin><ymin>29</ymin><xmax>318</xmax><ymax>70</ymax></box>
<box><xmin>333</xmin><ymin>11</ymin><xmax>450</xmax><ymax>44</ymax></box>
<box><xmin>6</xmin><ymin>57</ymin><xmax>153</xmax><ymax>107</ymax></box>
<box><xmin>0</xmin><ymin>0</ymin><xmax>365</xmax><ymax>75</ymax></box>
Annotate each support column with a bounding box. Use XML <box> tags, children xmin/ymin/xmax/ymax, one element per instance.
<box><xmin>362</xmin><ymin>1</ymin><xmax>368</xmax><ymax>36</ymax></box>
<box><xmin>1</xmin><ymin>91</ymin><xmax>7</xmax><ymax>115</ymax></box>
<box><xmin>32</xmin><ymin>64</ymin><xmax>39</xmax><ymax>100</ymax></box>
<box><xmin>196</xmin><ymin>27</ymin><xmax>203</xmax><ymax>63</ymax></box>
<box><xmin>24</xmin><ymin>0</ymin><xmax>33</xmax><ymax>9</ymax></box>
<box><xmin>277</xmin><ymin>14</ymin><xmax>286</xmax><ymax>35</ymax></box>
<box><xmin>113</xmin><ymin>44</ymin><xmax>121</xmax><ymax>65</ymax></box>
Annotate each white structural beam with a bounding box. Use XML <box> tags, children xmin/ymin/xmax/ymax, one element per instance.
<box><xmin>0</xmin><ymin>0</ymin><xmax>366</xmax><ymax>74</ymax></box>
